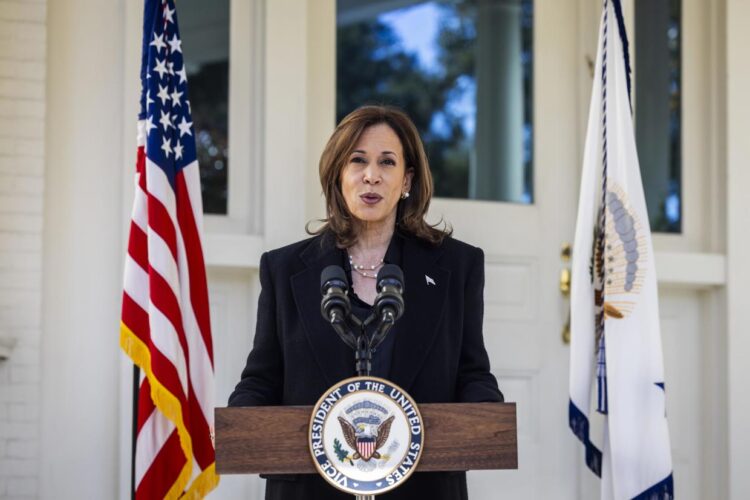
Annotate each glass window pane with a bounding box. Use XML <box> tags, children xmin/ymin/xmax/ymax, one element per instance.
<box><xmin>635</xmin><ymin>0</ymin><xmax>681</xmax><ymax>233</ymax></box>
<box><xmin>179</xmin><ymin>0</ymin><xmax>230</xmax><ymax>215</ymax></box>
<box><xmin>336</xmin><ymin>0</ymin><xmax>534</xmax><ymax>203</ymax></box>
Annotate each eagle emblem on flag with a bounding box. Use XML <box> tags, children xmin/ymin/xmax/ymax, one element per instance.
<box><xmin>338</xmin><ymin>415</ymin><xmax>394</xmax><ymax>461</ymax></box>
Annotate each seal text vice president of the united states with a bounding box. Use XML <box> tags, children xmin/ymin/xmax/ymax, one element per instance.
<box><xmin>229</xmin><ymin>105</ymin><xmax>503</xmax><ymax>499</ymax></box>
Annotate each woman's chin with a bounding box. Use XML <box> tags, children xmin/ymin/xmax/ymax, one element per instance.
<box><xmin>351</xmin><ymin>209</ymin><xmax>396</xmax><ymax>226</ymax></box>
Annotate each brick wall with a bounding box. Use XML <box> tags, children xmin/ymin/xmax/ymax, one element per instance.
<box><xmin>0</xmin><ymin>1</ymin><xmax>46</xmax><ymax>498</ymax></box>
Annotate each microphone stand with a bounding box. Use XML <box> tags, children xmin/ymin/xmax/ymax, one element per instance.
<box><xmin>354</xmin><ymin>309</ymin><xmax>396</xmax><ymax>377</ymax></box>
<box><xmin>327</xmin><ymin>309</ymin><xmax>397</xmax><ymax>500</ymax></box>
<box><xmin>321</xmin><ymin>265</ymin><xmax>404</xmax><ymax>500</ymax></box>
<box><xmin>353</xmin><ymin>312</ymin><xmax>394</xmax><ymax>500</ymax></box>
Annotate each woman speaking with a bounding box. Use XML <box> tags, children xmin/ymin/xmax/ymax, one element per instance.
<box><xmin>229</xmin><ymin>105</ymin><xmax>503</xmax><ymax>499</ymax></box>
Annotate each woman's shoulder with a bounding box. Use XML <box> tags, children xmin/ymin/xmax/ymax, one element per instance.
<box><xmin>440</xmin><ymin>234</ymin><xmax>482</xmax><ymax>255</ymax></box>
<box><xmin>262</xmin><ymin>233</ymin><xmax>334</xmax><ymax>268</ymax></box>
<box><xmin>407</xmin><ymin>232</ymin><xmax>483</xmax><ymax>260</ymax></box>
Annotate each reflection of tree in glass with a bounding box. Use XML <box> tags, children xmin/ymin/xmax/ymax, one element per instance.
<box><xmin>337</xmin><ymin>0</ymin><xmax>533</xmax><ymax>201</ymax></box>
<box><xmin>188</xmin><ymin>60</ymin><xmax>229</xmax><ymax>214</ymax></box>
<box><xmin>337</xmin><ymin>1</ymin><xmax>478</xmax><ymax>198</ymax></box>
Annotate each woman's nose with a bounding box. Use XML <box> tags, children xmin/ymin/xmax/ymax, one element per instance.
<box><xmin>363</xmin><ymin>165</ymin><xmax>380</xmax><ymax>184</ymax></box>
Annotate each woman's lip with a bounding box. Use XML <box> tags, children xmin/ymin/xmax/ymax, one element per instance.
<box><xmin>360</xmin><ymin>193</ymin><xmax>383</xmax><ymax>205</ymax></box>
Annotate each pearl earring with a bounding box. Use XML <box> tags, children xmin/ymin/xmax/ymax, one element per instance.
<box><xmin>401</xmin><ymin>191</ymin><xmax>410</xmax><ymax>200</ymax></box>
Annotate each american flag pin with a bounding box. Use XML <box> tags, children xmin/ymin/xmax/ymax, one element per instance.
<box><xmin>425</xmin><ymin>275</ymin><xmax>436</xmax><ymax>286</ymax></box>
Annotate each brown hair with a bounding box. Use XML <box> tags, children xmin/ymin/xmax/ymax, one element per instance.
<box><xmin>308</xmin><ymin>105</ymin><xmax>451</xmax><ymax>248</ymax></box>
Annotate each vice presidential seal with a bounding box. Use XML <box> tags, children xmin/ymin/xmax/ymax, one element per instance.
<box><xmin>308</xmin><ymin>376</ymin><xmax>424</xmax><ymax>495</ymax></box>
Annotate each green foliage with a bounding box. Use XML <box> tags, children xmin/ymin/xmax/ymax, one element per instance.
<box><xmin>336</xmin><ymin>0</ymin><xmax>535</xmax><ymax>201</ymax></box>
<box><xmin>333</xmin><ymin>438</ymin><xmax>352</xmax><ymax>465</ymax></box>
<box><xmin>336</xmin><ymin>2</ymin><xmax>480</xmax><ymax>199</ymax></box>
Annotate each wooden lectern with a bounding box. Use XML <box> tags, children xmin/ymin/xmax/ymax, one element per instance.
<box><xmin>215</xmin><ymin>402</ymin><xmax>517</xmax><ymax>486</ymax></box>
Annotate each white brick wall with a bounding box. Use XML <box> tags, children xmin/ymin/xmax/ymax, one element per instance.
<box><xmin>0</xmin><ymin>1</ymin><xmax>46</xmax><ymax>498</ymax></box>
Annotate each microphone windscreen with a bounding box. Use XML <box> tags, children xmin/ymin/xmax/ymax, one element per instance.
<box><xmin>321</xmin><ymin>265</ymin><xmax>348</xmax><ymax>294</ymax></box>
<box><xmin>376</xmin><ymin>264</ymin><xmax>404</xmax><ymax>292</ymax></box>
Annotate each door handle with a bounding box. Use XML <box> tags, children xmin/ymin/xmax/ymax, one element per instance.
<box><xmin>560</xmin><ymin>243</ymin><xmax>572</xmax><ymax>344</ymax></box>
<box><xmin>560</xmin><ymin>268</ymin><xmax>571</xmax><ymax>296</ymax></box>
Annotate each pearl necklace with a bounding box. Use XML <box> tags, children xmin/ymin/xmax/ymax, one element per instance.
<box><xmin>348</xmin><ymin>254</ymin><xmax>384</xmax><ymax>279</ymax></box>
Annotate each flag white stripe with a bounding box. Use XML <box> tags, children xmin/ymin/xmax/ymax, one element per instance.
<box><xmin>137</xmin><ymin>120</ymin><xmax>146</xmax><ymax>148</ymax></box>
<box><xmin>131</xmin><ymin>181</ymin><xmax>148</xmax><ymax>233</ymax></box>
<box><xmin>123</xmin><ymin>255</ymin><xmax>149</xmax><ymax>311</ymax></box>
<box><xmin>148</xmin><ymin>300</ymin><xmax>189</xmax><ymax>396</ymax></box>
<box><xmin>145</xmin><ymin>158</ymin><xmax>177</xmax><ymax>219</ymax></box>
<box><xmin>181</xmin><ymin>161</ymin><xmax>206</xmax><ymax>245</ymax></box>
<box><xmin>146</xmin><ymin>225</ymin><xmax>182</xmax><ymax>302</ymax></box>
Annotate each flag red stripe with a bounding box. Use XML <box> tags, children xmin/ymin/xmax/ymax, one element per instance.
<box><xmin>148</xmin><ymin>340</ymin><xmax>190</xmax><ymax>412</ymax></box>
<box><xmin>122</xmin><ymin>293</ymin><xmax>150</xmax><ymax>345</ymax></box>
<box><xmin>127</xmin><ymin>221</ymin><xmax>148</xmax><ymax>269</ymax></box>
<box><xmin>188</xmin><ymin>386</ymin><xmax>214</xmax><ymax>468</ymax></box>
<box><xmin>136</xmin><ymin>379</ymin><xmax>155</xmax><ymax>435</ymax></box>
<box><xmin>146</xmin><ymin>191</ymin><xmax>178</xmax><ymax>262</ymax></box>
<box><xmin>175</xmin><ymin>171</ymin><xmax>214</xmax><ymax>363</ymax></box>
<box><xmin>135</xmin><ymin>429</ymin><xmax>186</xmax><ymax>500</ymax></box>
<box><xmin>136</xmin><ymin>146</ymin><xmax>146</xmax><ymax>176</ymax></box>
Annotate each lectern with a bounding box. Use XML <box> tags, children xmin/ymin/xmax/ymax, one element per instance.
<box><xmin>217</xmin><ymin>264</ymin><xmax>518</xmax><ymax>498</ymax></box>
<box><xmin>215</xmin><ymin>402</ymin><xmax>517</xmax><ymax>496</ymax></box>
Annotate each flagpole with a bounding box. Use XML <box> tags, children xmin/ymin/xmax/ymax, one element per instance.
<box><xmin>131</xmin><ymin>365</ymin><xmax>139</xmax><ymax>500</ymax></box>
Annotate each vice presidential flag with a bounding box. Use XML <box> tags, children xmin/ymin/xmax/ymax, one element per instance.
<box><xmin>568</xmin><ymin>0</ymin><xmax>673</xmax><ymax>498</ymax></box>
<box><xmin>120</xmin><ymin>0</ymin><xmax>219</xmax><ymax>497</ymax></box>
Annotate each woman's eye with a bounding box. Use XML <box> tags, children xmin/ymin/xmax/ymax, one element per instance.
<box><xmin>351</xmin><ymin>157</ymin><xmax>366</xmax><ymax>164</ymax></box>
<box><xmin>381</xmin><ymin>158</ymin><xmax>396</xmax><ymax>166</ymax></box>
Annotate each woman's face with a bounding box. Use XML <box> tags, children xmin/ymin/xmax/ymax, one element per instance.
<box><xmin>340</xmin><ymin>123</ymin><xmax>413</xmax><ymax>228</ymax></box>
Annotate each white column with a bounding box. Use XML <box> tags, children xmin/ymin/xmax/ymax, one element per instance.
<box><xmin>264</xmin><ymin>0</ymin><xmax>310</xmax><ymax>249</ymax></box>
<box><xmin>42</xmin><ymin>1</ymin><xmax>125</xmax><ymax>498</ymax></box>
<box><xmin>305</xmin><ymin>0</ymin><xmax>335</xmax><ymax>225</ymax></box>
<box><xmin>726</xmin><ymin>0</ymin><xmax>750</xmax><ymax>498</ymax></box>
<box><xmin>472</xmin><ymin>0</ymin><xmax>525</xmax><ymax>202</ymax></box>
<box><xmin>262</xmin><ymin>0</ymin><xmax>335</xmax><ymax>248</ymax></box>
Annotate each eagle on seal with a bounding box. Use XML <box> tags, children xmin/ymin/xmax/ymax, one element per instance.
<box><xmin>338</xmin><ymin>415</ymin><xmax>394</xmax><ymax>461</ymax></box>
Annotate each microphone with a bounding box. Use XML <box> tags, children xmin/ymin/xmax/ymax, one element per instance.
<box><xmin>320</xmin><ymin>265</ymin><xmax>351</xmax><ymax>323</ymax></box>
<box><xmin>374</xmin><ymin>264</ymin><xmax>405</xmax><ymax>322</ymax></box>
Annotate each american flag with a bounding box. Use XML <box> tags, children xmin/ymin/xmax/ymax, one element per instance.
<box><xmin>120</xmin><ymin>0</ymin><xmax>219</xmax><ymax>498</ymax></box>
<box><xmin>357</xmin><ymin>437</ymin><xmax>376</xmax><ymax>461</ymax></box>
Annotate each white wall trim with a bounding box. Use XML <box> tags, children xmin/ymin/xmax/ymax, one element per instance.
<box><xmin>205</xmin><ymin>234</ymin><xmax>264</xmax><ymax>269</ymax></box>
<box><xmin>655</xmin><ymin>252</ymin><xmax>726</xmax><ymax>288</ymax></box>
<box><xmin>725</xmin><ymin>0</ymin><xmax>750</xmax><ymax>497</ymax></box>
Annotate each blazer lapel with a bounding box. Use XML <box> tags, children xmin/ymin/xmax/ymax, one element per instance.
<box><xmin>290</xmin><ymin>235</ymin><xmax>353</xmax><ymax>387</ymax></box>
<box><xmin>389</xmin><ymin>237</ymin><xmax>449</xmax><ymax>392</ymax></box>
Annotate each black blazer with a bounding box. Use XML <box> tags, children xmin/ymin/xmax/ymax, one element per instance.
<box><xmin>229</xmin><ymin>231</ymin><xmax>503</xmax><ymax>499</ymax></box>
